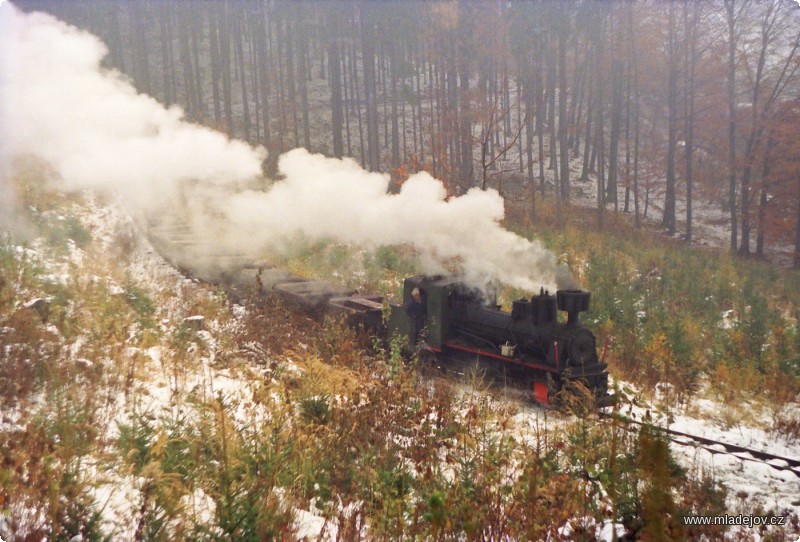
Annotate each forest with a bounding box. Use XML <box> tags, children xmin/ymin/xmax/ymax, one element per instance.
<box><xmin>15</xmin><ymin>0</ymin><xmax>800</xmax><ymax>264</ymax></box>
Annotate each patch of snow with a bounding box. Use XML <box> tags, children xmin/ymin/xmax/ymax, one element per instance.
<box><xmin>610</xmin><ymin>380</ymin><xmax>800</xmax><ymax>518</ymax></box>
<box><xmin>720</xmin><ymin>309</ymin><xmax>736</xmax><ymax>329</ymax></box>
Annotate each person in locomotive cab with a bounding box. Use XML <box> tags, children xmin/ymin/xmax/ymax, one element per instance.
<box><xmin>404</xmin><ymin>287</ymin><xmax>427</xmax><ymax>344</ymax></box>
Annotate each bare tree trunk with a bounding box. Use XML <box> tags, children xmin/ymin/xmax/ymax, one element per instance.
<box><xmin>580</xmin><ymin>70</ymin><xmax>594</xmax><ymax>183</ymax></box>
<box><xmin>247</xmin><ymin>16</ymin><xmax>261</xmax><ymax>143</ymax></box>
<box><xmin>459</xmin><ymin>68</ymin><xmax>473</xmax><ymax>187</ymax></box>
<box><xmin>517</xmin><ymin>76</ymin><xmax>524</xmax><ymax>172</ymax></box>
<box><xmin>684</xmin><ymin>2</ymin><xmax>699</xmax><ymax>243</ymax></box>
<box><xmin>623</xmin><ymin>60</ymin><xmax>632</xmax><ymax>213</ymax></box>
<box><xmin>352</xmin><ymin>40</ymin><xmax>366</xmax><ymax>167</ymax></box>
<box><xmin>129</xmin><ymin>0</ymin><xmax>151</xmax><ymax>96</ymax></box>
<box><xmin>327</xmin><ymin>9</ymin><xmax>344</xmax><ymax>158</ymax></box>
<box><xmin>284</xmin><ymin>17</ymin><xmax>299</xmax><ymax>148</ymax></box>
<box><xmin>629</xmin><ymin>3</ymin><xmax>641</xmax><ymax>228</ymax></box>
<box><xmin>107</xmin><ymin>4</ymin><xmax>126</xmax><ymax>72</ymax></box>
<box><xmin>569</xmin><ymin>44</ymin><xmax>587</xmax><ymax>156</ymax></box>
<box><xmin>219</xmin><ymin>3</ymin><xmax>234</xmax><ymax>135</ymax></box>
<box><xmin>607</xmin><ymin>57</ymin><xmax>623</xmax><ymax>209</ymax></box>
<box><xmin>391</xmin><ymin>38</ymin><xmax>401</xmax><ymax>170</ymax></box>
<box><xmin>547</xmin><ymin>40</ymin><xmax>557</xmax><ymax>174</ymax></box>
<box><xmin>179</xmin><ymin>7</ymin><xmax>200</xmax><ymax>121</ymax></box>
<box><xmin>208</xmin><ymin>5</ymin><xmax>222</xmax><ymax>126</ymax></box>
<box><xmin>255</xmin><ymin>2</ymin><xmax>271</xmax><ymax>150</ymax></box>
<box><xmin>523</xmin><ymin>49</ymin><xmax>536</xmax><ymax>221</ymax></box>
<box><xmin>595</xmin><ymin>88</ymin><xmax>606</xmax><ymax>229</ymax></box>
<box><xmin>593</xmin><ymin>13</ymin><xmax>607</xmax><ymax>229</ymax></box>
<box><xmin>558</xmin><ymin>25</ymin><xmax>570</xmax><ymax>202</ymax></box>
<box><xmin>415</xmin><ymin>46</ymin><xmax>425</xmax><ymax>165</ymax></box>
<box><xmin>535</xmin><ymin>46</ymin><xmax>546</xmax><ymax>198</ymax></box>
<box><xmin>342</xmin><ymin>38</ymin><xmax>353</xmax><ymax>157</ymax></box>
<box><xmin>795</xmin><ymin>173</ymin><xmax>800</xmax><ymax>269</ymax></box>
<box><xmin>233</xmin><ymin>11</ymin><xmax>250</xmax><ymax>142</ymax></box>
<box><xmin>755</xmin><ymin>137</ymin><xmax>775</xmax><ymax>257</ymax></box>
<box><xmin>663</xmin><ymin>0</ymin><xmax>678</xmax><ymax>235</ymax></box>
<box><xmin>296</xmin><ymin>11</ymin><xmax>311</xmax><ymax>149</ymax></box>
<box><xmin>725</xmin><ymin>0</ymin><xmax>739</xmax><ymax>252</ymax></box>
<box><xmin>158</xmin><ymin>3</ymin><xmax>176</xmax><ymax>106</ymax></box>
<box><xmin>361</xmin><ymin>5</ymin><xmax>380</xmax><ymax>172</ymax></box>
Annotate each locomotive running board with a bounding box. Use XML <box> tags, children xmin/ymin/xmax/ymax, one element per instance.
<box><xmin>442</xmin><ymin>342</ymin><xmax>559</xmax><ymax>373</ymax></box>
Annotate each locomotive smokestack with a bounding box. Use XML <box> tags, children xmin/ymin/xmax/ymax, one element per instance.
<box><xmin>556</xmin><ymin>290</ymin><xmax>591</xmax><ymax>326</ymax></box>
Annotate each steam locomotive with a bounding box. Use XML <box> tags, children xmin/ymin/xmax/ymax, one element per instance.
<box><xmin>388</xmin><ymin>275</ymin><xmax>610</xmax><ymax>406</ymax></box>
<box><xmin>226</xmin><ymin>266</ymin><xmax>610</xmax><ymax>406</ymax></box>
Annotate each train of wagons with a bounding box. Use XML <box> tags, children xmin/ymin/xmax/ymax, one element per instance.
<box><xmin>220</xmin><ymin>264</ymin><xmax>611</xmax><ymax>406</ymax></box>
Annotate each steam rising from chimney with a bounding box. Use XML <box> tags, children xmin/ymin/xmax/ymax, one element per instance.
<box><xmin>0</xmin><ymin>4</ymin><xmax>577</xmax><ymax>293</ymax></box>
<box><xmin>226</xmin><ymin>149</ymin><xmax>576</xmax><ymax>291</ymax></box>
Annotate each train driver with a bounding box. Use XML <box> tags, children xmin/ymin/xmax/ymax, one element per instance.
<box><xmin>404</xmin><ymin>287</ymin><xmax>427</xmax><ymax>344</ymax></box>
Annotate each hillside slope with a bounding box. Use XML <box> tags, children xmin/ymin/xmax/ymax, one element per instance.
<box><xmin>1</xmin><ymin>176</ymin><xmax>798</xmax><ymax>540</ymax></box>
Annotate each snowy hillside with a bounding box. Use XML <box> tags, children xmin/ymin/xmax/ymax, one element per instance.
<box><xmin>1</xmin><ymin>183</ymin><xmax>797</xmax><ymax>541</ymax></box>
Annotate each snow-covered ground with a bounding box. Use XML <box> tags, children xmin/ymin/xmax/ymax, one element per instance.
<box><xmin>620</xmin><ymin>382</ymin><xmax>799</xmax><ymax>517</ymax></box>
<box><xmin>666</xmin><ymin>402</ymin><xmax>799</xmax><ymax>515</ymax></box>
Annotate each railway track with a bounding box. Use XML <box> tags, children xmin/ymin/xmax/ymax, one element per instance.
<box><xmin>599</xmin><ymin>411</ymin><xmax>800</xmax><ymax>478</ymax></box>
<box><xmin>428</xmin><ymin>364</ymin><xmax>800</xmax><ymax>481</ymax></box>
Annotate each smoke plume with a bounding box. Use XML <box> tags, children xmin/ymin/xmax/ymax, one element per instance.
<box><xmin>0</xmin><ymin>4</ymin><xmax>576</xmax><ymax>293</ymax></box>
<box><xmin>0</xmin><ymin>4</ymin><xmax>265</xmax><ymax>211</ymax></box>
<box><xmin>225</xmin><ymin>150</ymin><xmax>576</xmax><ymax>290</ymax></box>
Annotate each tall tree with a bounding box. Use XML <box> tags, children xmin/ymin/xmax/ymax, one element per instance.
<box><xmin>662</xmin><ymin>0</ymin><xmax>679</xmax><ymax>235</ymax></box>
<box><xmin>557</xmin><ymin>3</ymin><xmax>571</xmax><ymax>203</ymax></box>
<box><xmin>218</xmin><ymin>2</ymin><xmax>234</xmax><ymax>135</ymax></box>
<box><xmin>682</xmin><ymin>1</ymin><xmax>701</xmax><ymax>243</ymax></box>
<box><xmin>360</xmin><ymin>3</ymin><xmax>381</xmax><ymax>172</ymax></box>
<box><xmin>327</xmin><ymin>7</ymin><xmax>344</xmax><ymax>158</ymax></box>
<box><xmin>796</xmin><ymin>171</ymin><xmax>800</xmax><ymax>269</ymax></box>
<box><xmin>725</xmin><ymin>0</ymin><xmax>741</xmax><ymax>252</ymax></box>
<box><xmin>737</xmin><ymin>0</ymin><xmax>800</xmax><ymax>255</ymax></box>
<box><xmin>129</xmin><ymin>0</ymin><xmax>151</xmax><ymax>96</ymax></box>
<box><xmin>157</xmin><ymin>3</ymin><xmax>176</xmax><ymax>106</ymax></box>
<box><xmin>295</xmin><ymin>5</ymin><xmax>311</xmax><ymax>149</ymax></box>
<box><xmin>254</xmin><ymin>2</ymin><xmax>271</xmax><ymax>151</ymax></box>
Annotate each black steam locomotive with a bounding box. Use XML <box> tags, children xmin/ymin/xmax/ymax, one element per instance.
<box><xmin>228</xmin><ymin>266</ymin><xmax>610</xmax><ymax>406</ymax></box>
<box><xmin>386</xmin><ymin>276</ymin><xmax>610</xmax><ymax>405</ymax></box>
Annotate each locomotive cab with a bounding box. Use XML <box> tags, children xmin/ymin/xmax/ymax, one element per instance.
<box><xmin>388</xmin><ymin>275</ymin><xmax>462</xmax><ymax>351</ymax></box>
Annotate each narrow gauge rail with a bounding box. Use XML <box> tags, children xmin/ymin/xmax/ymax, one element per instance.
<box><xmin>599</xmin><ymin>412</ymin><xmax>800</xmax><ymax>478</ymax></box>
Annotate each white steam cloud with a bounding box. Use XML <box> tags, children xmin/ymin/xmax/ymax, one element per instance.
<box><xmin>0</xmin><ymin>4</ymin><xmax>265</xmax><ymax>212</ymax></box>
<box><xmin>227</xmin><ymin>150</ymin><xmax>576</xmax><ymax>290</ymax></box>
<box><xmin>0</xmin><ymin>4</ymin><xmax>576</xmax><ymax>293</ymax></box>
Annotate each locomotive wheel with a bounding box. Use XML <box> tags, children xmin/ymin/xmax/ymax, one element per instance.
<box><xmin>568</xmin><ymin>329</ymin><xmax>596</xmax><ymax>365</ymax></box>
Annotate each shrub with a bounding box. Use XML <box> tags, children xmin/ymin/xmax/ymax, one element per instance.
<box><xmin>35</xmin><ymin>211</ymin><xmax>93</xmax><ymax>252</ymax></box>
<box><xmin>636</xmin><ymin>426</ymin><xmax>686</xmax><ymax>541</ymax></box>
<box><xmin>0</xmin><ymin>381</ymin><xmax>107</xmax><ymax>541</ymax></box>
<box><xmin>299</xmin><ymin>394</ymin><xmax>331</xmax><ymax>426</ymax></box>
<box><xmin>123</xmin><ymin>281</ymin><xmax>157</xmax><ymax>329</ymax></box>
